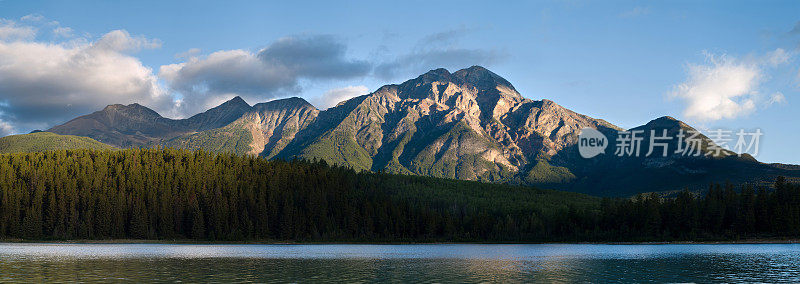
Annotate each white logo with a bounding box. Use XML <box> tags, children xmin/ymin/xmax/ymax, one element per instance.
<box><xmin>578</xmin><ymin>128</ymin><xmax>608</xmax><ymax>158</ymax></box>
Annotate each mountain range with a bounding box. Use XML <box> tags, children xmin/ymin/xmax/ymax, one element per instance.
<box><xmin>43</xmin><ymin>66</ymin><xmax>800</xmax><ymax>196</ymax></box>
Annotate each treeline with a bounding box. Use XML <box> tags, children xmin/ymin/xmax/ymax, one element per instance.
<box><xmin>0</xmin><ymin>148</ymin><xmax>596</xmax><ymax>241</ymax></box>
<box><xmin>596</xmin><ymin>177</ymin><xmax>800</xmax><ymax>241</ymax></box>
<box><xmin>0</xmin><ymin>148</ymin><xmax>797</xmax><ymax>242</ymax></box>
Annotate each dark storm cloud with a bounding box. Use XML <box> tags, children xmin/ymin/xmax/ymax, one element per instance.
<box><xmin>257</xmin><ymin>35</ymin><xmax>371</xmax><ymax>79</ymax></box>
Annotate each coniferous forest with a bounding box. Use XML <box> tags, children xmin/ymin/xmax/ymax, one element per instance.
<box><xmin>0</xmin><ymin>148</ymin><xmax>798</xmax><ymax>242</ymax></box>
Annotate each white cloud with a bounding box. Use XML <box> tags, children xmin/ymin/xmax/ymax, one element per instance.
<box><xmin>0</xmin><ymin>20</ymin><xmax>174</xmax><ymax>133</ymax></box>
<box><xmin>769</xmin><ymin>92</ymin><xmax>786</xmax><ymax>105</ymax></box>
<box><xmin>0</xmin><ymin>19</ymin><xmax>36</xmax><ymax>41</ymax></box>
<box><xmin>312</xmin><ymin>86</ymin><xmax>369</xmax><ymax>109</ymax></box>
<box><xmin>175</xmin><ymin>48</ymin><xmax>201</xmax><ymax>59</ymax></box>
<box><xmin>0</xmin><ymin>119</ymin><xmax>15</xmax><ymax>136</ymax></box>
<box><xmin>93</xmin><ymin>29</ymin><xmax>161</xmax><ymax>52</ymax></box>
<box><xmin>160</xmin><ymin>49</ymin><xmax>292</xmax><ymax>114</ymax></box>
<box><xmin>767</xmin><ymin>48</ymin><xmax>791</xmax><ymax>67</ymax></box>
<box><xmin>670</xmin><ymin>49</ymin><xmax>793</xmax><ymax>122</ymax></box>
<box><xmin>19</xmin><ymin>14</ymin><xmax>44</xmax><ymax>22</ymax></box>
<box><xmin>52</xmin><ymin>26</ymin><xmax>73</xmax><ymax>38</ymax></box>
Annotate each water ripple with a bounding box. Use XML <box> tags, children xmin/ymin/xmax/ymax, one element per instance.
<box><xmin>0</xmin><ymin>243</ymin><xmax>798</xmax><ymax>283</ymax></box>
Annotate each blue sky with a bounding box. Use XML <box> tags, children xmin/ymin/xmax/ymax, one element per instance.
<box><xmin>0</xmin><ymin>0</ymin><xmax>798</xmax><ymax>163</ymax></box>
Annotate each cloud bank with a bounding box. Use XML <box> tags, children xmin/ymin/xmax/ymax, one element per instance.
<box><xmin>0</xmin><ymin>19</ymin><xmax>36</xmax><ymax>41</ymax></box>
<box><xmin>160</xmin><ymin>35</ymin><xmax>371</xmax><ymax>115</ymax></box>
<box><xmin>0</xmin><ymin>17</ymin><xmax>171</xmax><ymax>132</ymax></box>
<box><xmin>0</xmin><ymin>17</ymin><xmax>503</xmax><ymax>135</ymax></box>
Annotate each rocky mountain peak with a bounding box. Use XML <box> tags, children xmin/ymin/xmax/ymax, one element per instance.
<box><xmin>388</xmin><ymin>66</ymin><xmax>524</xmax><ymax>115</ymax></box>
<box><xmin>418</xmin><ymin>68</ymin><xmax>453</xmax><ymax>82</ymax></box>
<box><xmin>182</xmin><ymin>96</ymin><xmax>253</xmax><ymax>131</ymax></box>
<box><xmin>403</xmin><ymin>66</ymin><xmax>520</xmax><ymax>97</ymax></box>
<box><xmin>237</xmin><ymin>97</ymin><xmax>320</xmax><ymax>157</ymax></box>
<box><xmin>453</xmin><ymin>65</ymin><xmax>519</xmax><ymax>95</ymax></box>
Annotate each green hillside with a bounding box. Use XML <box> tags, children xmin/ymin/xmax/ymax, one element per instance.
<box><xmin>0</xmin><ymin>132</ymin><xmax>114</xmax><ymax>153</ymax></box>
<box><xmin>162</xmin><ymin>122</ymin><xmax>253</xmax><ymax>155</ymax></box>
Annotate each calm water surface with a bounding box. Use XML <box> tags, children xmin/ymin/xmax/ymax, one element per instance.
<box><xmin>0</xmin><ymin>243</ymin><xmax>799</xmax><ymax>283</ymax></box>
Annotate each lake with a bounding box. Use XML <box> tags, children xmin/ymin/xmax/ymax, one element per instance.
<box><xmin>1</xmin><ymin>243</ymin><xmax>799</xmax><ymax>282</ymax></box>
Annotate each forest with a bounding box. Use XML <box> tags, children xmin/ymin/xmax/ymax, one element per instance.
<box><xmin>0</xmin><ymin>148</ymin><xmax>797</xmax><ymax>242</ymax></box>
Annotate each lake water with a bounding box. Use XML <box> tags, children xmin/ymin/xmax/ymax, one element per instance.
<box><xmin>1</xmin><ymin>243</ymin><xmax>799</xmax><ymax>283</ymax></box>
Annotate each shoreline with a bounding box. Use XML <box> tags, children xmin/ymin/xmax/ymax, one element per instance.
<box><xmin>1</xmin><ymin>239</ymin><xmax>799</xmax><ymax>245</ymax></box>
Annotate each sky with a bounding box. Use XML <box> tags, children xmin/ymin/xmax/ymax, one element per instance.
<box><xmin>0</xmin><ymin>0</ymin><xmax>799</xmax><ymax>163</ymax></box>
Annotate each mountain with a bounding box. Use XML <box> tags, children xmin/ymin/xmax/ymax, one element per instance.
<box><xmin>46</xmin><ymin>66</ymin><xmax>800</xmax><ymax>196</ymax></box>
<box><xmin>178</xmin><ymin>95</ymin><xmax>253</xmax><ymax>131</ymax></box>
<box><xmin>163</xmin><ymin>97</ymin><xmax>318</xmax><ymax>156</ymax></box>
<box><xmin>48</xmin><ymin>103</ymin><xmax>175</xmax><ymax>147</ymax></box>
<box><xmin>547</xmin><ymin>116</ymin><xmax>786</xmax><ymax>196</ymax></box>
<box><xmin>275</xmin><ymin>66</ymin><xmax>620</xmax><ymax>184</ymax></box>
<box><xmin>49</xmin><ymin>96</ymin><xmax>252</xmax><ymax>147</ymax></box>
<box><xmin>0</xmin><ymin>132</ymin><xmax>114</xmax><ymax>153</ymax></box>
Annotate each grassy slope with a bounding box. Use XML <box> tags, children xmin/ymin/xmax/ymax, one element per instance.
<box><xmin>298</xmin><ymin>130</ymin><xmax>374</xmax><ymax>171</ymax></box>
<box><xmin>0</xmin><ymin>132</ymin><xmax>114</xmax><ymax>153</ymax></box>
<box><xmin>162</xmin><ymin>122</ymin><xmax>253</xmax><ymax>155</ymax></box>
<box><xmin>524</xmin><ymin>159</ymin><xmax>577</xmax><ymax>184</ymax></box>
